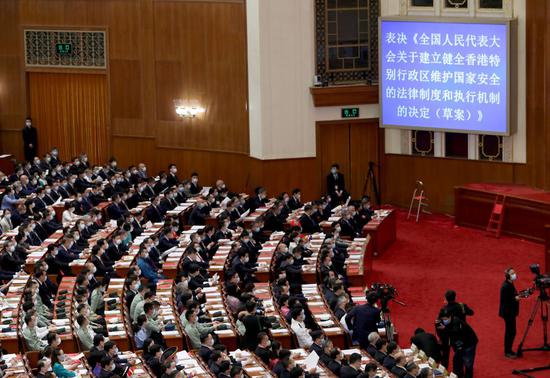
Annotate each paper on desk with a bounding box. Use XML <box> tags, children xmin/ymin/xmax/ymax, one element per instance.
<box><xmin>304</xmin><ymin>351</ymin><xmax>319</xmax><ymax>371</ymax></box>
<box><xmin>238</xmin><ymin>209</ymin><xmax>250</xmax><ymax>221</ymax></box>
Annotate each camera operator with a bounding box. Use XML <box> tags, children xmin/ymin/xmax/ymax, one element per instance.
<box><xmin>346</xmin><ymin>291</ymin><xmax>381</xmax><ymax>350</ymax></box>
<box><xmin>437</xmin><ymin>290</ymin><xmax>474</xmax><ymax>367</ymax></box>
<box><xmin>499</xmin><ymin>267</ymin><xmax>520</xmax><ymax>359</ymax></box>
<box><xmin>438</xmin><ymin>309</ymin><xmax>478</xmax><ymax>378</ymax></box>
<box><xmin>241</xmin><ymin>300</ymin><xmax>272</xmax><ymax>351</ymax></box>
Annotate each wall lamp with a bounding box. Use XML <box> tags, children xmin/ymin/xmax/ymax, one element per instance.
<box><xmin>174</xmin><ymin>100</ymin><xmax>205</xmax><ymax>118</ymax></box>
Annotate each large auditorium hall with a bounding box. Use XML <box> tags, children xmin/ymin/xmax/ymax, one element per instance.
<box><xmin>0</xmin><ymin>1</ymin><xmax>549</xmax><ymax>378</ymax></box>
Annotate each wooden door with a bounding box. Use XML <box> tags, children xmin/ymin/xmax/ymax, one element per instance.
<box><xmin>350</xmin><ymin>120</ymin><xmax>380</xmax><ymax>201</ymax></box>
<box><xmin>317</xmin><ymin>120</ymin><xmax>380</xmax><ymax>201</ymax></box>
<box><xmin>29</xmin><ymin>72</ymin><xmax>109</xmax><ymax>164</ymax></box>
<box><xmin>317</xmin><ymin>122</ymin><xmax>351</xmax><ymax>196</ymax></box>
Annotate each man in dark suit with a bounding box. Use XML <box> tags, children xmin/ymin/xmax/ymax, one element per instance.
<box><xmin>107</xmin><ymin>195</ymin><xmax>125</xmax><ymax>220</ymax></box>
<box><xmin>326</xmin><ymin>164</ymin><xmax>348</xmax><ymax>205</ymax></box>
<box><xmin>22</xmin><ymin>117</ymin><xmax>37</xmax><ymax>162</ymax></box>
<box><xmin>166</xmin><ymin>164</ymin><xmax>180</xmax><ymax>187</ymax></box>
<box><xmin>254</xmin><ymin>332</ymin><xmax>271</xmax><ymax>365</ymax></box>
<box><xmin>411</xmin><ymin>328</ymin><xmax>442</xmax><ymax>362</ymax></box>
<box><xmin>346</xmin><ymin>292</ymin><xmax>381</xmax><ymax>350</ymax></box>
<box><xmin>299</xmin><ymin>204</ymin><xmax>320</xmax><ymax>234</ymax></box>
<box><xmin>339</xmin><ymin>353</ymin><xmax>363</xmax><ymax>378</ymax></box>
<box><xmin>390</xmin><ymin>354</ymin><xmax>408</xmax><ymax>378</ymax></box>
<box><xmin>437</xmin><ymin>289</ymin><xmax>474</xmax><ymax>366</ymax></box>
<box><xmin>145</xmin><ymin>198</ymin><xmax>164</xmax><ymax>223</ymax></box>
<box><xmin>288</xmin><ymin>188</ymin><xmax>303</xmax><ymax>210</ymax></box>
<box><xmin>438</xmin><ymin>309</ymin><xmax>478</xmax><ymax>378</ymax></box>
<box><xmin>499</xmin><ymin>267</ymin><xmax>520</xmax><ymax>358</ymax></box>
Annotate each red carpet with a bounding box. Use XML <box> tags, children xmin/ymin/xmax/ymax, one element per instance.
<box><xmin>369</xmin><ymin>210</ymin><xmax>548</xmax><ymax>377</ymax></box>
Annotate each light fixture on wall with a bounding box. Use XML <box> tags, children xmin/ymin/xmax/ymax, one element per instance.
<box><xmin>174</xmin><ymin>99</ymin><xmax>205</xmax><ymax>119</ymax></box>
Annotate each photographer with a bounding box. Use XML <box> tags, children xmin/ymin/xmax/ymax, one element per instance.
<box><xmin>438</xmin><ymin>309</ymin><xmax>478</xmax><ymax>378</ymax></box>
<box><xmin>241</xmin><ymin>300</ymin><xmax>272</xmax><ymax>351</ymax></box>
<box><xmin>499</xmin><ymin>267</ymin><xmax>520</xmax><ymax>358</ymax></box>
<box><xmin>437</xmin><ymin>290</ymin><xmax>474</xmax><ymax>367</ymax></box>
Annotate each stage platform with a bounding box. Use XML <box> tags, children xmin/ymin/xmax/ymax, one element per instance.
<box><xmin>455</xmin><ymin>183</ymin><xmax>550</xmax><ymax>243</ymax></box>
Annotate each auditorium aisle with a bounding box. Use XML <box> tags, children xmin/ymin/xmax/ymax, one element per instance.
<box><xmin>370</xmin><ymin>210</ymin><xmax>547</xmax><ymax>377</ymax></box>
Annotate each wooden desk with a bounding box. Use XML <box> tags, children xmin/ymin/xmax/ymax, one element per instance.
<box><xmin>0</xmin><ymin>154</ymin><xmax>14</xmax><ymax>175</ymax></box>
<box><xmin>253</xmin><ymin>283</ymin><xmax>292</xmax><ymax>348</ymax></box>
<box><xmin>346</xmin><ymin>237</ymin><xmax>371</xmax><ymax>286</ymax></box>
<box><xmin>302</xmin><ymin>284</ymin><xmax>346</xmax><ymax>348</ymax></box>
<box><xmin>362</xmin><ymin>210</ymin><xmax>396</xmax><ymax>257</ymax></box>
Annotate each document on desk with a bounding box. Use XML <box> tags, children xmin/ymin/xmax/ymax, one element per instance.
<box><xmin>304</xmin><ymin>351</ymin><xmax>319</xmax><ymax>371</ymax></box>
<box><xmin>238</xmin><ymin>209</ymin><xmax>250</xmax><ymax>221</ymax></box>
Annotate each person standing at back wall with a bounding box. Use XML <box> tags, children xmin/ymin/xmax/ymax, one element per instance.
<box><xmin>22</xmin><ymin>117</ymin><xmax>38</xmax><ymax>162</ymax></box>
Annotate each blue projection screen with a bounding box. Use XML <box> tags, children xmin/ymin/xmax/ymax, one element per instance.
<box><xmin>380</xmin><ymin>18</ymin><xmax>512</xmax><ymax>136</ymax></box>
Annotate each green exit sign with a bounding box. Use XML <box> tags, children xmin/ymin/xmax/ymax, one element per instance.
<box><xmin>55</xmin><ymin>43</ymin><xmax>72</xmax><ymax>55</ymax></box>
<box><xmin>341</xmin><ymin>107</ymin><xmax>360</xmax><ymax>118</ymax></box>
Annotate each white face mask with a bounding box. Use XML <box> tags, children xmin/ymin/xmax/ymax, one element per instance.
<box><xmin>510</xmin><ymin>273</ymin><xmax>517</xmax><ymax>281</ymax></box>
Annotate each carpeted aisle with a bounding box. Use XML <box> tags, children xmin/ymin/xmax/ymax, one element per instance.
<box><xmin>369</xmin><ymin>210</ymin><xmax>548</xmax><ymax>378</ymax></box>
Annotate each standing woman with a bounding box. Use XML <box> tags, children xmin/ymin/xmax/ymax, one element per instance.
<box><xmin>22</xmin><ymin>117</ymin><xmax>38</xmax><ymax>162</ymax></box>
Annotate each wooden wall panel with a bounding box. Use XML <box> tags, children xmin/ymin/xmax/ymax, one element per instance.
<box><xmin>317</xmin><ymin>123</ymin><xmax>351</xmax><ymax>195</ymax></box>
<box><xmin>381</xmin><ymin>155</ymin><xmax>516</xmax><ymax>214</ymax></box>
<box><xmin>350</xmin><ymin>121</ymin><xmax>379</xmax><ymax>200</ymax></box>
<box><xmin>109</xmin><ymin>60</ymin><xmax>143</xmax><ymax>121</ymax></box>
<box><xmin>152</xmin><ymin>0</ymin><xmax>249</xmax><ymax>154</ymax></box>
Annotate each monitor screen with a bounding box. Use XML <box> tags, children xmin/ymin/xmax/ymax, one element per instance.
<box><xmin>379</xmin><ymin>18</ymin><xmax>512</xmax><ymax>135</ymax></box>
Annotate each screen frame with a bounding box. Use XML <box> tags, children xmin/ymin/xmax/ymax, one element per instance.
<box><xmin>378</xmin><ymin>16</ymin><xmax>517</xmax><ymax>136</ymax></box>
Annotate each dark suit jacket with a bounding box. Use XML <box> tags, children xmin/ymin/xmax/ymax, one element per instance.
<box><xmin>288</xmin><ymin>197</ymin><xmax>302</xmax><ymax>210</ymax></box>
<box><xmin>391</xmin><ymin>365</ymin><xmax>408</xmax><ymax>378</ymax></box>
<box><xmin>383</xmin><ymin>355</ymin><xmax>396</xmax><ymax>370</ymax></box>
<box><xmin>411</xmin><ymin>331</ymin><xmax>442</xmax><ymax>362</ymax></box>
<box><xmin>499</xmin><ymin>280</ymin><xmax>519</xmax><ymax>319</ymax></box>
<box><xmin>255</xmin><ymin>346</ymin><xmax>271</xmax><ymax>365</ymax></box>
<box><xmin>340</xmin><ymin>365</ymin><xmax>361</xmax><ymax>378</ymax></box>
<box><xmin>299</xmin><ymin>214</ymin><xmax>320</xmax><ymax>234</ymax></box>
<box><xmin>145</xmin><ymin>205</ymin><xmax>163</xmax><ymax>223</ymax></box>
<box><xmin>347</xmin><ymin>304</ymin><xmax>381</xmax><ymax>348</ymax></box>
<box><xmin>327</xmin><ymin>173</ymin><xmax>346</xmax><ymax>195</ymax></box>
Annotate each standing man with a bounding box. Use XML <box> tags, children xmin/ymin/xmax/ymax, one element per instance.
<box><xmin>326</xmin><ymin>164</ymin><xmax>348</xmax><ymax>205</ymax></box>
<box><xmin>22</xmin><ymin>117</ymin><xmax>38</xmax><ymax>162</ymax></box>
<box><xmin>499</xmin><ymin>267</ymin><xmax>520</xmax><ymax>358</ymax></box>
<box><xmin>438</xmin><ymin>309</ymin><xmax>478</xmax><ymax>378</ymax></box>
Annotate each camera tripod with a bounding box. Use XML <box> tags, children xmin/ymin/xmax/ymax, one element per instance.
<box><xmin>362</xmin><ymin>161</ymin><xmax>380</xmax><ymax>205</ymax></box>
<box><xmin>512</xmin><ymin>286</ymin><xmax>550</xmax><ymax>378</ymax></box>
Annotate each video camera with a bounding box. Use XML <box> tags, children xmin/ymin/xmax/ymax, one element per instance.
<box><xmin>529</xmin><ymin>264</ymin><xmax>550</xmax><ymax>289</ymax></box>
<box><xmin>368</xmin><ymin>282</ymin><xmax>399</xmax><ymax>312</ymax></box>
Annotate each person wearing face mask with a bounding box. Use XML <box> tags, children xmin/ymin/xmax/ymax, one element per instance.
<box><xmin>189</xmin><ymin>172</ymin><xmax>201</xmax><ymax>195</ymax></box>
<box><xmin>254</xmin><ymin>332</ymin><xmax>273</xmax><ymax>365</ymax></box>
<box><xmin>107</xmin><ymin>157</ymin><xmax>119</xmax><ymax>175</ymax></box>
<box><xmin>57</xmin><ymin>236</ymin><xmax>79</xmax><ymax>263</ymax></box>
<box><xmin>188</xmin><ymin>200</ymin><xmax>208</xmax><ymax>226</ymax></box>
<box><xmin>198</xmin><ymin>333</ymin><xmax>215</xmax><ymax>362</ymax></box>
<box><xmin>166</xmin><ymin>163</ymin><xmax>180</xmax><ymax>187</ymax></box>
<box><xmin>146</xmin><ymin>197</ymin><xmax>165</xmax><ymax>224</ymax></box>
<box><xmin>499</xmin><ymin>267</ymin><xmax>521</xmax><ymax>358</ymax></box>
<box><xmin>436</xmin><ymin>290</ymin><xmax>474</xmax><ymax>367</ymax></box>
<box><xmin>326</xmin><ymin>163</ymin><xmax>349</xmax><ymax>206</ymax></box>
<box><xmin>137</xmin><ymin>245</ymin><xmax>166</xmax><ymax>284</ymax></box>
<box><xmin>22</xmin><ymin>117</ymin><xmax>38</xmax><ymax>162</ymax></box>
<box><xmin>231</xmin><ymin>250</ymin><xmax>257</xmax><ymax>285</ymax></box>
<box><xmin>438</xmin><ymin>309</ymin><xmax>478</xmax><ymax>378</ymax></box>
<box><xmin>35</xmin><ymin>358</ymin><xmax>53</xmax><ymax>378</ymax></box>
<box><xmin>247</xmin><ymin>187</ymin><xmax>268</xmax><ymax>213</ymax></box>
<box><xmin>299</xmin><ymin>204</ymin><xmax>321</xmax><ymax>234</ymax></box>
<box><xmin>0</xmin><ymin>209</ymin><xmax>13</xmax><ymax>233</ymax></box>
<box><xmin>288</xmin><ymin>188</ymin><xmax>303</xmax><ymax>211</ymax></box>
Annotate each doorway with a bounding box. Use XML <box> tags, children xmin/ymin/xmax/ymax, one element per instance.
<box><xmin>28</xmin><ymin>72</ymin><xmax>109</xmax><ymax>164</ymax></box>
<box><xmin>317</xmin><ymin>119</ymin><xmax>381</xmax><ymax>201</ymax></box>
